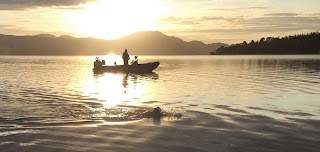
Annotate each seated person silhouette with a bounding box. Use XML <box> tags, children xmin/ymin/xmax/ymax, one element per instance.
<box><xmin>132</xmin><ymin>56</ymin><xmax>138</xmax><ymax>65</ymax></box>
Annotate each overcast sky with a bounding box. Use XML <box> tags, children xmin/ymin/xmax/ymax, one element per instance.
<box><xmin>0</xmin><ymin>0</ymin><xmax>319</xmax><ymax>44</ymax></box>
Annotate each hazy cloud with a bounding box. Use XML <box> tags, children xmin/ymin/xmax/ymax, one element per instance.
<box><xmin>163</xmin><ymin>14</ymin><xmax>320</xmax><ymax>42</ymax></box>
<box><xmin>201</xmin><ymin>16</ymin><xmax>225</xmax><ymax>20</ymax></box>
<box><xmin>159</xmin><ymin>16</ymin><xmax>243</xmax><ymax>25</ymax></box>
<box><xmin>212</xmin><ymin>6</ymin><xmax>270</xmax><ymax>11</ymax></box>
<box><xmin>158</xmin><ymin>17</ymin><xmax>183</xmax><ymax>22</ymax></box>
<box><xmin>178</xmin><ymin>21</ymin><xmax>200</xmax><ymax>25</ymax></box>
<box><xmin>0</xmin><ymin>24</ymin><xmax>15</xmax><ymax>28</ymax></box>
<box><xmin>0</xmin><ymin>0</ymin><xmax>96</xmax><ymax>10</ymax></box>
<box><xmin>158</xmin><ymin>17</ymin><xmax>200</xmax><ymax>25</ymax></box>
<box><xmin>51</xmin><ymin>5</ymin><xmax>87</xmax><ymax>10</ymax></box>
<box><xmin>158</xmin><ymin>10</ymin><xmax>320</xmax><ymax>43</ymax></box>
<box><xmin>201</xmin><ymin>16</ymin><xmax>245</xmax><ymax>22</ymax></box>
<box><xmin>0</xmin><ymin>24</ymin><xmax>79</xmax><ymax>37</ymax></box>
<box><xmin>0</xmin><ymin>24</ymin><xmax>42</xmax><ymax>35</ymax></box>
<box><xmin>264</xmin><ymin>13</ymin><xmax>299</xmax><ymax>16</ymax></box>
<box><xmin>158</xmin><ymin>17</ymin><xmax>193</xmax><ymax>22</ymax></box>
<box><xmin>245</xmin><ymin>16</ymin><xmax>320</xmax><ymax>28</ymax></box>
<box><xmin>310</xmin><ymin>13</ymin><xmax>320</xmax><ymax>16</ymax></box>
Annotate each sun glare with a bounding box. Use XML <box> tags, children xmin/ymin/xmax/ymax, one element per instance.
<box><xmin>66</xmin><ymin>0</ymin><xmax>170</xmax><ymax>40</ymax></box>
<box><xmin>83</xmin><ymin>73</ymin><xmax>145</xmax><ymax>108</ymax></box>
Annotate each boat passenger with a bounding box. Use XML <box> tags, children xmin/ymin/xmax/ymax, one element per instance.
<box><xmin>94</xmin><ymin>57</ymin><xmax>102</xmax><ymax>69</ymax></box>
<box><xmin>132</xmin><ymin>56</ymin><xmax>138</xmax><ymax>65</ymax></box>
<box><xmin>122</xmin><ymin>49</ymin><xmax>130</xmax><ymax>66</ymax></box>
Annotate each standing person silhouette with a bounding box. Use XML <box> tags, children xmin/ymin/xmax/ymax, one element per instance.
<box><xmin>122</xmin><ymin>49</ymin><xmax>130</xmax><ymax>66</ymax></box>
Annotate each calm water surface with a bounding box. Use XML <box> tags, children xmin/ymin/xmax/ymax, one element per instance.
<box><xmin>0</xmin><ymin>55</ymin><xmax>319</xmax><ymax>151</ymax></box>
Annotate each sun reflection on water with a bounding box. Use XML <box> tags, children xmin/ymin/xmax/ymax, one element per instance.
<box><xmin>79</xmin><ymin>70</ymin><xmax>161</xmax><ymax>124</ymax></box>
<box><xmin>83</xmin><ymin>73</ymin><xmax>152</xmax><ymax>108</ymax></box>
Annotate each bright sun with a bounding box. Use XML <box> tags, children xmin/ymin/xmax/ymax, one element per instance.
<box><xmin>66</xmin><ymin>0</ymin><xmax>170</xmax><ymax>40</ymax></box>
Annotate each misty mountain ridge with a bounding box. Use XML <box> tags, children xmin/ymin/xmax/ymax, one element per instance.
<box><xmin>0</xmin><ymin>31</ymin><xmax>228</xmax><ymax>55</ymax></box>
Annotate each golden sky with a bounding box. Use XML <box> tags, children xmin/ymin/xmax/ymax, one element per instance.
<box><xmin>0</xmin><ymin>0</ymin><xmax>320</xmax><ymax>44</ymax></box>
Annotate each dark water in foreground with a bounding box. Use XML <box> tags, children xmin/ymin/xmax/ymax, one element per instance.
<box><xmin>0</xmin><ymin>55</ymin><xmax>319</xmax><ymax>152</ymax></box>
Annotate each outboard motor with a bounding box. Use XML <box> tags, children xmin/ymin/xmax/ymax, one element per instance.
<box><xmin>102</xmin><ymin>60</ymin><xmax>105</xmax><ymax>65</ymax></box>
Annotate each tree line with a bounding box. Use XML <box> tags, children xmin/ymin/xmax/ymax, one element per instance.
<box><xmin>212</xmin><ymin>32</ymin><xmax>320</xmax><ymax>55</ymax></box>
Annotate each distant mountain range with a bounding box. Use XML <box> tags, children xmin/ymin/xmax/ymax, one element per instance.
<box><xmin>0</xmin><ymin>31</ymin><xmax>228</xmax><ymax>55</ymax></box>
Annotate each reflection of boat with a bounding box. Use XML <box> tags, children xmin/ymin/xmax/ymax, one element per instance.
<box><xmin>122</xmin><ymin>72</ymin><xmax>159</xmax><ymax>88</ymax></box>
<box><xmin>93</xmin><ymin>61</ymin><xmax>160</xmax><ymax>73</ymax></box>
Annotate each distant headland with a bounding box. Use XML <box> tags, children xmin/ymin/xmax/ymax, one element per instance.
<box><xmin>0</xmin><ymin>31</ymin><xmax>228</xmax><ymax>55</ymax></box>
<box><xmin>211</xmin><ymin>32</ymin><xmax>320</xmax><ymax>55</ymax></box>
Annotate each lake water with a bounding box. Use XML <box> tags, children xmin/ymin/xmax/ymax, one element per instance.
<box><xmin>0</xmin><ymin>55</ymin><xmax>319</xmax><ymax>152</ymax></box>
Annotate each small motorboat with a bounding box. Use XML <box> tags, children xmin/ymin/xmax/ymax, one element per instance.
<box><xmin>93</xmin><ymin>57</ymin><xmax>160</xmax><ymax>73</ymax></box>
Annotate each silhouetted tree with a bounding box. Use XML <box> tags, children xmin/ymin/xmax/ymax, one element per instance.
<box><xmin>214</xmin><ymin>32</ymin><xmax>320</xmax><ymax>55</ymax></box>
<box><xmin>242</xmin><ymin>41</ymin><xmax>247</xmax><ymax>45</ymax></box>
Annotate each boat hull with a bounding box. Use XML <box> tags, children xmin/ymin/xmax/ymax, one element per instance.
<box><xmin>93</xmin><ymin>62</ymin><xmax>160</xmax><ymax>73</ymax></box>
